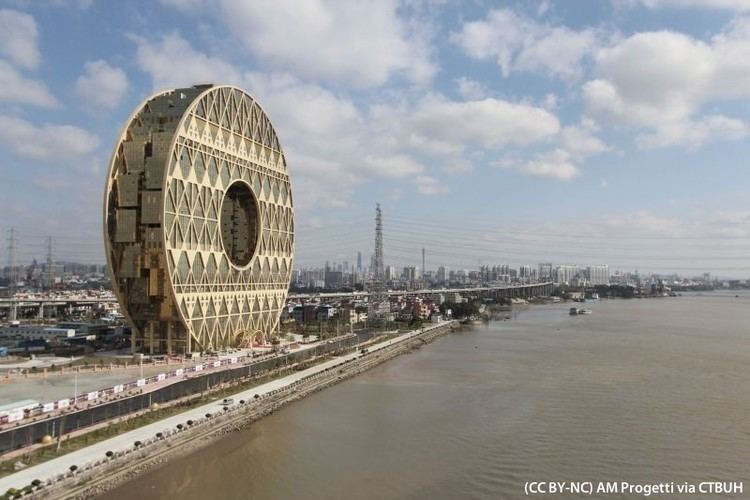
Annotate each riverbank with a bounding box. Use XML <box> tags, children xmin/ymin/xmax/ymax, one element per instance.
<box><xmin>0</xmin><ymin>350</ymin><xmax>340</xmax><ymax>476</ymax></box>
<box><xmin>0</xmin><ymin>321</ymin><xmax>457</xmax><ymax>499</ymax></box>
<box><xmin>0</xmin><ymin>334</ymin><xmax>359</xmax><ymax>458</ymax></box>
<box><xmin>98</xmin><ymin>293</ymin><xmax>750</xmax><ymax>500</ymax></box>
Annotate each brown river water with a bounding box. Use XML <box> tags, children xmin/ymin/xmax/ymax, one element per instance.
<box><xmin>103</xmin><ymin>291</ymin><xmax>750</xmax><ymax>499</ymax></box>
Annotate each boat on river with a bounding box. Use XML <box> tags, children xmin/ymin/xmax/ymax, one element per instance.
<box><xmin>569</xmin><ymin>308</ymin><xmax>593</xmax><ymax>315</ymax></box>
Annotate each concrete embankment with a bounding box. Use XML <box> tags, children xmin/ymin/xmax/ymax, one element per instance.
<box><xmin>1</xmin><ymin>321</ymin><xmax>457</xmax><ymax>499</ymax></box>
<box><xmin>0</xmin><ymin>335</ymin><xmax>358</xmax><ymax>455</ymax></box>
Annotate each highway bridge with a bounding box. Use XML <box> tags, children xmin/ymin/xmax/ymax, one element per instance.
<box><xmin>288</xmin><ymin>282</ymin><xmax>554</xmax><ymax>300</ymax></box>
<box><xmin>0</xmin><ymin>282</ymin><xmax>554</xmax><ymax>318</ymax></box>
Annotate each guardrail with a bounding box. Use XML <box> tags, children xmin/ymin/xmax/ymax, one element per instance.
<box><xmin>4</xmin><ymin>322</ymin><xmax>456</xmax><ymax>497</ymax></box>
<box><xmin>0</xmin><ymin>335</ymin><xmax>360</xmax><ymax>454</ymax></box>
<box><xmin>0</xmin><ymin>336</ymin><xmax>355</xmax><ymax>427</ymax></box>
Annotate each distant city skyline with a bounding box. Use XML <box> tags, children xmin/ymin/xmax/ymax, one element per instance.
<box><xmin>1</xmin><ymin>1</ymin><xmax>750</xmax><ymax>276</ymax></box>
<box><xmin>2</xmin><ymin>229</ymin><xmax>746</xmax><ymax>281</ymax></box>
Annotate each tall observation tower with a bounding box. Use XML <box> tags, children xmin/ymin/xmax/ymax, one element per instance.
<box><xmin>368</xmin><ymin>203</ymin><xmax>388</xmax><ymax>322</ymax></box>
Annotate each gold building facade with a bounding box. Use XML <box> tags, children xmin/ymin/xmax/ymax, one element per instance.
<box><xmin>104</xmin><ymin>85</ymin><xmax>294</xmax><ymax>354</ymax></box>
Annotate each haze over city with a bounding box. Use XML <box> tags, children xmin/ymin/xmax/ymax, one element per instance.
<box><xmin>1</xmin><ymin>0</ymin><xmax>750</xmax><ymax>276</ymax></box>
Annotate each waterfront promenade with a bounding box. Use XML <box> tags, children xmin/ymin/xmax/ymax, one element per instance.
<box><xmin>0</xmin><ymin>336</ymin><xmax>346</xmax><ymax>435</ymax></box>
<box><xmin>0</xmin><ymin>323</ymin><xmax>452</xmax><ymax>493</ymax></box>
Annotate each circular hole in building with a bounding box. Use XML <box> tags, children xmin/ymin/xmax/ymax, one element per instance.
<box><xmin>220</xmin><ymin>181</ymin><xmax>260</xmax><ymax>267</ymax></box>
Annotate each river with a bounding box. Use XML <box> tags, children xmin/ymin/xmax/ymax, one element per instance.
<box><xmin>103</xmin><ymin>291</ymin><xmax>750</xmax><ymax>499</ymax></box>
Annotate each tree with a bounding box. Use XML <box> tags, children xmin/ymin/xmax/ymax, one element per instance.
<box><xmin>440</xmin><ymin>301</ymin><xmax>480</xmax><ymax>319</ymax></box>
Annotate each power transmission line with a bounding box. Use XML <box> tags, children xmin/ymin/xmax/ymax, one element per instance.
<box><xmin>368</xmin><ymin>203</ymin><xmax>388</xmax><ymax>322</ymax></box>
<box><xmin>6</xmin><ymin>228</ymin><xmax>18</xmax><ymax>320</ymax></box>
<box><xmin>46</xmin><ymin>236</ymin><xmax>55</xmax><ymax>290</ymax></box>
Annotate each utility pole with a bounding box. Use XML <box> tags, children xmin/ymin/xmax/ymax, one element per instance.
<box><xmin>56</xmin><ymin>414</ymin><xmax>65</xmax><ymax>453</ymax></box>
<box><xmin>46</xmin><ymin>236</ymin><xmax>54</xmax><ymax>290</ymax></box>
<box><xmin>6</xmin><ymin>228</ymin><xmax>17</xmax><ymax>321</ymax></box>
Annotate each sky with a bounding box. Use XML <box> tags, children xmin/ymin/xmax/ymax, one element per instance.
<box><xmin>0</xmin><ymin>0</ymin><xmax>749</xmax><ymax>277</ymax></box>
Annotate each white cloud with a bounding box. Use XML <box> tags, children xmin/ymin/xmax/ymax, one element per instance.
<box><xmin>542</xmin><ymin>93</ymin><xmax>558</xmax><ymax>110</ymax></box>
<box><xmin>132</xmin><ymin>33</ymin><xmax>580</xmax><ymax>200</ymax></box>
<box><xmin>133</xmin><ymin>35</ymin><xmax>371</xmax><ymax>206</ymax></box>
<box><xmin>625</xmin><ymin>0</ymin><xmax>750</xmax><ymax>11</ymax></box>
<box><xmin>244</xmin><ymin>74</ymin><xmax>563</xmax><ymax>191</ymax></box>
<box><xmin>514</xmin><ymin>27</ymin><xmax>598</xmax><ymax>79</ymax></box>
<box><xmin>636</xmin><ymin>114</ymin><xmax>748</xmax><ymax>149</ymax></box>
<box><xmin>0</xmin><ymin>9</ymin><xmax>39</xmax><ymax>69</ymax></box>
<box><xmin>132</xmin><ymin>32</ymin><xmax>243</xmax><ymax>91</ymax></box>
<box><xmin>583</xmin><ymin>25</ymin><xmax>750</xmax><ymax>148</ymax></box>
<box><xmin>365</xmin><ymin>91</ymin><xmax>584</xmax><ymax>184</ymax></box>
<box><xmin>10</xmin><ymin>0</ymin><xmax>95</xmax><ymax>7</ymax></box>
<box><xmin>162</xmin><ymin>0</ymin><xmax>436</xmax><ymax>88</ymax></box>
<box><xmin>242</xmin><ymin>73</ymin><xmax>442</xmax><ymax>201</ymax></box>
<box><xmin>560</xmin><ymin>125</ymin><xmax>610</xmax><ymax>158</ymax></box>
<box><xmin>245</xmin><ymin>72</ymin><xmax>362</xmax><ymax>153</ymax></box>
<box><xmin>75</xmin><ymin>60</ymin><xmax>128</xmax><ymax>109</ymax></box>
<box><xmin>0</xmin><ymin>115</ymin><xmax>99</xmax><ymax>161</ymax></box>
<box><xmin>455</xmin><ymin>77</ymin><xmax>487</xmax><ymax>100</ymax></box>
<box><xmin>585</xmin><ymin>32</ymin><xmax>714</xmax><ymax>126</ymax></box>
<box><xmin>496</xmin><ymin>124</ymin><xmax>608</xmax><ymax>181</ymax></box>
<box><xmin>158</xmin><ymin>0</ymin><xmax>203</xmax><ymax>9</ymax></box>
<box><xmin>0</xmin><ymin>60</ymin><xmax>57</xmax><ymax>107</ymax></box>
<box><xmin>537</xmin><ymin>0</ymin><xmax>552</xmax><ymax>16</ymax></box>
<box><xmin>364</xmin><ymin>154</ymin><xmax>425</xmax><ymax>178</ymax></box>
<box><xmin>415</xmin><ymin>175</ymin><xmax>449</xmax><ymax>195</ymax></box>
<box><xmin>407</xmin><ymin>94</ymin><xmax>560</xmax><ymax>151</ymax></box>
<box><xmin>604</xmin><ymin>211</ymin><xmax>683</xmax><ymax>235</ymax></box>
<box><xmin>511</xmin><ymin>149</ymin><xmax>580</xmax><ymax>180</ymax></box>
<box><xmin>451</xmin><ymin>8</ymin><xmax>599</xmax><ymax>79</ymax></box>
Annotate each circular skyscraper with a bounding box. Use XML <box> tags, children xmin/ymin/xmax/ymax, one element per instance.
<box><xmin>104</xmin><ymin>85</ymin><xmax>294</xmax><ymax>354</ymax></box>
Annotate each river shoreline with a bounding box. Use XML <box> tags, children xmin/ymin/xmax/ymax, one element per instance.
<box><xmin>102</xmin><ymin>292</ymin><xmax>749</xmax><ymax>500</ymax></box>
<box><xmin>6</xmin><ymin>322</ymin><xmax>458</xmax><ymax>500</ymax></box>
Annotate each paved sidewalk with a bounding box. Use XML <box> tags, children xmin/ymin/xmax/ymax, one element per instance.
<box><xmin>0</xmin><ymin>324</ymin><xmax>444</xmax><ymax>492</ymax></box>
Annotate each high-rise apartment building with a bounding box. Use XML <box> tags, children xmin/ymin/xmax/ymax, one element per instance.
<box><xmin>556</xmin><ymin>265</ymin><xmax>577</xmax><ymax>285</ymax></box>
<box><xmin>588</xmin><ymin>265</ymin><xmax>610</xmax><ymax>285</ymax></box>
<box><xmin>538</xmin><ymin>263</ymin><xmax>553</xmax><ymax>281</ymax></box>
<box><xmin>436</xmin><ymin>266</ymin><xmax>448</xmax><ymax>283</ymax></box>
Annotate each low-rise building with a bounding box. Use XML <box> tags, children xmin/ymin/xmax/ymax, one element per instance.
<box><xmin>291</xmin><ymin>304</ymin><xmax>317</xmax><ymax>324</ymax></box>
<box><xmin>340</xmin><ymin>308</ymin><xmax>357</xmax><ymax>323</ymax></box>
<box><xmin>412</xmin><ymin>301</ymin><xmax>431</xmax><ymax>319</ymax></box>
<box><xmin>0</xmin><ymin>325</ymin><xmax>75</xmax><ymax>341</ymax></box>
<box><xmin>315</xmin><ymin>305</ymin><xmax>336</xmax><ymax>321</ymax></box>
